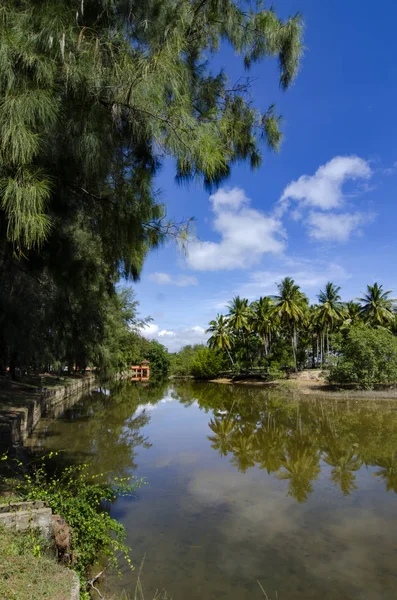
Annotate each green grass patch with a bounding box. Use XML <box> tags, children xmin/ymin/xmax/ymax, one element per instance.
<box><xmin>0</xmin><ymin>525</ymin><xmax>75</xmax><ymax>600</ymax></box>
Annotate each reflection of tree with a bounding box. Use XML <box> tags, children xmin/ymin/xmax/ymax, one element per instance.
<box><xmin>208</xmin><ymin>416</ymin><xmax>235</xmax><ymax>457</ymax></box>
<box><xmin>255</xmin><ymin>428</ymin><xmax>285</xmax><ymax>474</ymax></box>
<box><xmin>29</xmin><ymin>380</ymin><xmax>170</xmax><ymax>480</ymax></box>
<box><xmin>171</xmin><ymin>381</ymin><xmax>397</xmax><ymax>502</ymax></box>
<box><xmin>229</xmin><ymin>429</ymin><xmax>256</xmax><ymax>472</ymax></box>
<box><xmin>323</xmin><ymin>445</ymin><xmax>362</xmax><ymax>495</ymax></box>
<box><xmin>277</xmin><ymin>439</ymin><xmax>320</xmax><ymax>503</ymax></box>
<box><xmin>374</xmin><ymin>452</ymin><xmax>397</xmax><ymax>493</ymax></box>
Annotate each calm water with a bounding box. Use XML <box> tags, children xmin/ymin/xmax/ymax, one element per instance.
<box><xmin>27</xmin><ymin>381</ymin><xmax>397</xmax><ymax>599</ymax></box>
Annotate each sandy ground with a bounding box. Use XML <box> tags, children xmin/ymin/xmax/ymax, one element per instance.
<box><xmin>209</xmin><ymin>370</ymin><xmax>397</xmax><ymax>400</ymax></box>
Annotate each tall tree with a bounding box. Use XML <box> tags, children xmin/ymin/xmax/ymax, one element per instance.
<box><xmin>273</xmin><ymin>277</ymin><xmax>308</xmax><ymax>371</ymax></box>
<box><xmin>358</xmin><ymin>283</ymin><xmax>395</xmax><ymax>326</ymax></box>
<box><xmin>316</xmin><ymin>282</ymin><xmax>344</xmax><ymax>362</ymax></box>
<box><xmin>250</xmin><ymin>296</ymin><xmax>277</xmax><ymax>357</ymax></box>
<box><xmin>206</xmin><ymin>314</ymin><xmax>234</xmax><ymax>365</ymax></box>
<box><xmin>0</xmin><ymin>0</ymin><xmax>304</xmax><ymax>372</ymax></box>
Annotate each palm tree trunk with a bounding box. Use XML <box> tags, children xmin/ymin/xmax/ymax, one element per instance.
<box><xmin>326</xmin><ymin>330</ymin><xmax>330</xmax><ymax>364</ymax></box>
<box><xmin>226</xmin><ymin>348</ymin><xmax>234</xmax><ymax>366</ymax></box>
<box><xmin>311</xmin><ymin>337</ymin><xmax>316</xmax><ymax>369</ymax></box>
<box><xmin>292</xmin><ymin>325</ymin><xmax>297</xmax><ymax>372</ymax></box>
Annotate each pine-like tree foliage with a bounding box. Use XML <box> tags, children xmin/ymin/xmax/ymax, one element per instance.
<box><xmin>0</xmin><ymin>0</ymin><xmax>302</xmax><ymax>254</ymax></box>
<box><xmin>0</xmin><ymin>0</ymin><xmax>303</xmax><ymax>372</ymax></box>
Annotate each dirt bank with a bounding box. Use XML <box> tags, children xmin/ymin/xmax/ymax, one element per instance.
<box><xmin>209</xmin><ymin>370</ymin><xmax>397</xmax><ymax>400</ymax></box>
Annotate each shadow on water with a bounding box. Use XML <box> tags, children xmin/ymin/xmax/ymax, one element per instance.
<box><xmin>16</xmin><ymin>379</ymin><xmax>397</xmax><ymax>599</ymax></box>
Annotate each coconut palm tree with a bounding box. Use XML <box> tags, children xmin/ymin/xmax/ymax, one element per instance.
<box><xmin>343</xmin><ymin>301</ymin><xmax>362</xmax><ymax>327</ymax></box>
<box><xmin>227</xmin><ymin>296</ymin><xmax>253</xmax><ymax>366</ymax></box>
<box><xmin>250</xmin><ymin>296</ymin><xmax>276</xmax><ymax>357</ymax></box>
<box><xmin>316</xmin><ymin>282</ymin><xmax>344</xmax><ymax>362</ymax></box>
<box><xmin>206</xmin><ymin>314</ymin><xmax>234</xmax><ymax>365</ymax></box>
<box><xmin>358</xmin><ymin>283</ymin><xmax>395</xmax><ymax>326</ymax></box>
<box><xmin>227</xmin><ymin>296</ymin><xmax>252</xmax><ymax>333</ymax></box>
<box><xmin>273</xmin><ymin>277</ymin><xmax>308</xmax><ymax>371</ymax></box>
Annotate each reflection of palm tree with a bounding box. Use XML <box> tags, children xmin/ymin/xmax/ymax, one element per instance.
<box><xmin>208</xmin><ymin>416</ymin><xmax>235</xmax><ymax>457</ymax></box>
<box><xmin>374</xmin><ymin>452</ymin><xmax>397</xmax><ymax>493</ymax></box>
<box><xmin>278</xmin><ymin>440</ymin><xmax>320</xmax><ymax>503</ymax></box>
<box><xmin>230</xmin><ymin>429</ymin><xmax>256</xmax><ymax>472</ymax></box>
<box><xmin>323</xmin><ymin>447</ymin><xmax>362</xmax><ymax>496</ymax></box>
<box><xmin>255</xmin><ymin>428</ymin><xmax>285</xmax><ymax>474</ymax></box>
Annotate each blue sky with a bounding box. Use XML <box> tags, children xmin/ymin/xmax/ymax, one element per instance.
<box><xmin>133</xmin><ymin>0</ymin><xmax>397</xmax><ymax>351</ymax></box>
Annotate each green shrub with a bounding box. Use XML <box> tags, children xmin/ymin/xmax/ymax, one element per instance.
<box><xmin>329</xmin><ymin>326</ymin><xmax>397</xmax><ymax>388</ymax></box>
<box><xmin>190</xmin><ymin>348</ymin><xmax>225</xmax><ymax>379</ymax></box>
<box><xmin>9</xmin><ymin>453</ymin><xmax>141</xmax><ymax>577</ymax></box>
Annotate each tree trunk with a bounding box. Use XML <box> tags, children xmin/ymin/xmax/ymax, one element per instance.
<box><xmin>292</xmin><ymin>326</ymin><xmax>297</xmax><ymax>372</ymax></box>
<box><xmin>326</xmin><ymin>330</ymin><xmax>330</xmax><ymax>363</ymax></box>
<box><xmin>10</xmin><ymin>352</ymin><xmax>18</xmax><ymax>380</ymax></box>
<box><xmin>311</xmin><ymin>337</ymin><xmax>316</xmax><ymax>369</ymax></box>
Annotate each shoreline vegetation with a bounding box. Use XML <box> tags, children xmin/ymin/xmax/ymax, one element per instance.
<box><xmin>169</xmin><ymin>280</ymin><xmax>397</xmax><ymax>392</ymax></box>
<box><xmin>208</xmin><ymin>370</ymin><xmax>397</xmax><ymax>400</ymax></box>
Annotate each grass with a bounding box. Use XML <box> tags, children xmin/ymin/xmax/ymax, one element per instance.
<box><xmin>0</xmin><ymin>525</ymin><xmax>75</xmax><ymax>600</ymax></box>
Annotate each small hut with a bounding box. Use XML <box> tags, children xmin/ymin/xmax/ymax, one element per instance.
<box><xmin>130</xmin><ymin>360</ymin><xmax>150</xmax><ymax>381</ymax></box>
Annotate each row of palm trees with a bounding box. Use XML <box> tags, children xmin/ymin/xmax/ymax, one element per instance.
<box><xmin>206</xmin><ymin>278</ymin><xmax>396</xmax><ymax>371</ymax></box>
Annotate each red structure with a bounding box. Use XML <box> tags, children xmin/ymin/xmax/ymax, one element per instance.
<box><xmin>131</xmin><ymin>360</ymin><xmax>150</xmax><ymax>381</ymax></box>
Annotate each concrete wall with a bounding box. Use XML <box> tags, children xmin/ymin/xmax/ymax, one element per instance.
<box><xmin>0</xmin><ymin>500</ymin><xmax>80</xmax><ymax>600</ymax></box>
<box><xmin>0</xmin><ymin>375</ymin><xmax>97</xmax><ymax>446</ymax></box>
<box><xmin>0</xmin><ymin>500</ymin><xmax>52</xmax><ymax>538</ymax></box>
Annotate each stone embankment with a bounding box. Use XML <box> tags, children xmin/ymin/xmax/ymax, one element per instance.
<box><xmin>0</xmin><ymin>500</ymin><xmax>80</xmax><ymax>600</ymax></box>
<box><xmin>0</xmin><ymin>375</ymin><xmax>98</xmax><ymax>446</ymax></box>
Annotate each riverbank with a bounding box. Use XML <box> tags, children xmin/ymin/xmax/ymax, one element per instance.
<box><xmin>0</xmin><ymin>371</ymin><xmax>133</xmax><ymax>447</ymax></box>
<box><xmin>209</xmin><ymin>369</ymin><xmax>397</xmax><ymax>399</ymax></box>
<box><xmin>0</xmin><ymin>373</ymin><xmax>99</xmax><ymax>446</ymax></box>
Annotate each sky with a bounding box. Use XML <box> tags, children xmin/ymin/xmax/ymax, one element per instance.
<box><xmin>132</xmin><ymin>0</ymin><xmax>397</xmax><ymax>352</ymax></box>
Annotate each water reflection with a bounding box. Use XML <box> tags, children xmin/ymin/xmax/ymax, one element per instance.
<box><xmin>26</xmin><ymin>379</ymin><xmax>170</xmax><ymax>478</ymax></box>
<box><xmin>174</xmin><ymin>382</ymin><xmax>397</xmax><ymax>502</ymax></box>
<box><xmin>25</xmin><ymin>380</ymin><xmax>397</xmax><ymax>600</ymax></box>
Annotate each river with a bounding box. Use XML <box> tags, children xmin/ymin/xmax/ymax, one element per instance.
<box><xmin>26</xmin><ymin>380</ymin><xmax>397</xmax><ymax>600</ymax></box>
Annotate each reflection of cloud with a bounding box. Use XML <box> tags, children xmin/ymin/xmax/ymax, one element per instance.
<box><xmin>187</xmin><ymin>470</ymin><xmax>299</xmax><ymax>538</ymax></box>
<box><xmin>184</xmin><ymin>469</ymin><xmax>395</xmax><ymax>597</ymax></box>
<box><xmin>306</xmin><ymin>509</ymin><xmax>394</xmax><ymax>599</ymax></box>
<box><xmin>154</xmin><ymin>451</ymin><xmax>200</xmax><ymax>469</ymax></box>
<box><xmin>133</xmin><ymin>393</ymin><xmax>176</xmax><ymax>417</ymax></box>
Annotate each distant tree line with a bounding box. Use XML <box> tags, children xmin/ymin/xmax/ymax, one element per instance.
<box><xmin>203</xmin><ymin>278</ymin><xmax>397</xmax><ymax>387</ymax></box>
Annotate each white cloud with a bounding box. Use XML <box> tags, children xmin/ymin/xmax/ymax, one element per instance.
<box><xmin>186</xmin><ymin>187</ymin><xmax>285</xmax><ymax>271</ymax></box>
<box><xmin>141</xmin><ymin>323</ymin><xmax>159</xmax><ymax>337</ymax></box>
<box><xmin>141</xmin><ymin>323</ymin><xmax>208</xmax><ymax>352</ymax></box>
<box><xmin>306</xmin><ymin>211</ymin><xmax>372</xmax><ymax>242</ymax></box>
<box><xmin>149</xmin><ymin>272</ymin><xmax>198</xmax><ymax>287</ymax></box>
<box><xmin>279</xmin><ymin>156</ymin><xmax>371</xmax><ymax>212</ymax></box>
<box><xmin>158</xmin><ymin>329</ymin><xmax>175</xmax><ymax>337</ymax></box>
<box><xmin>238</xmin><ymin>259</ymin><xmax>351</xmax><ymax>300</ymax></box>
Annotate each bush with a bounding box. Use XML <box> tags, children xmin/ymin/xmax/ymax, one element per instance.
<box><xmin>190</xmin><ymin>348</ymin><xmax>225</xmax><ymax>379</ymax></box>
<box><xmin>8</xmin><ymin>453</ymin><xmax>141</xmax><ymax>577</ymax></box>
<box><xmin>329</xmin><ymin>326</ymin><xmax>397</xmax><ymax>388</ymax></box>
